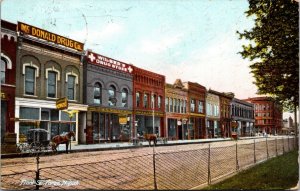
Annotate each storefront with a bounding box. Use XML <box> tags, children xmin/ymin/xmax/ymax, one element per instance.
<box><xmin>15</xmin><ymin>21</ymin><xmax>86</xmax><ymax>144</ymax></box>
<box><xmin>87</xmin><ymin>107</ymin><xmax>132</xmax><ymax>143</ymax></box>
<box><xmin>165</xmin><ymin>79</ymin><xmax>189</xmax><ymax>140</ymax></box>
<box><xmin>84</xmin><ymin>51</ymin><xmax>134</xmax><ymax>144</ymax></box>
<box><xmin>15</xmin><ymin>98</ymin><xmax>87</xmax><ymax>143</ymax></box>
<box><xmin>132</xmin><ymin>66</ymin><xmax>165</xmax><ymax>139</ymax></box>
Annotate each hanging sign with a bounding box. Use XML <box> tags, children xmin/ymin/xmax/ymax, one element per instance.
<box><xmin>56</xmin><ymin>97</ymin><xmax>68</xmax><ymax>110</ymax></box>
<box><xmin>18</xmin><ymin>22</ymin><xmax>84</xmax><ymax>51</ymax></box>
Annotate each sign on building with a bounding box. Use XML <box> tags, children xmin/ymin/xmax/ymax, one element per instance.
<box><xmin>17</xmin><ymin>22</ymin><xmax>84</xmax><ymax>51</ymax></box>
<box><xmin>56</xmin><ymin>97</ymin><xmax>68</xmax><ymax>110</ymax></box>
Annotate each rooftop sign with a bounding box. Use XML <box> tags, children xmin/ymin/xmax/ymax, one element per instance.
<box><xmin>17</xmin><ymin>22</ymin><xmax>84</xmax><ymax>51</ymax></box>
<box><xmin>87</xmin><ymin>51</ymin><xmax>133</xmax><ymax>74</ymax></box>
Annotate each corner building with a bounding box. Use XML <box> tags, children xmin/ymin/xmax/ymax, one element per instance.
<box><xmin>132</xmin><ymin>66</ymin><xmax>165</xmax><ymax>138</ymax></box>
<box><xmin>15</xmin><ymin>22</ymin><xmax>87</xmax><ymax>144</ymax></box>
<box><xmin>244</xmin><ymin>97</ymin><xmax>282</xmax><ymax>135</ymax></box>
<box><xmin>1</xmin><ymin>20</ymin><xmax>17</xmax><ymax>142</ymax></box>
<box><xmin>84</xmin><ymin>51</ymin><xmax>134</xmax><ymax>144</ymax></box>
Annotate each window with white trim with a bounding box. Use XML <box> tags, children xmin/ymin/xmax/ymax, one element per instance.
<box><xmin>47</xmin><ymin>71</ymin><xmax>57</xmax><ymax>98</ymax></box>
<box><xmin>25</xmin><ymin>66</ymin><xmax>36</xmax><ymax>95</ymax></box>
<box><xmin>121</xmin><ymin>88</ymin><xmax>128</xmax><ymax>107</ymax></box>
<box><xmin>94</xmin><ymin>83</ymin><xmax>102</xmax><ymax>104</ymax></box>
<box><xmin>0</xmin><ymin>59</ymin><xmax>6</xmax><ymax>84</ymax></box>
<box><xmin>108</xmin><ymin>85</ymin><xmax>116</xmax><ymax>106</ymax></box>
<box><xmin>67</xmin><ymin>75</ymin><xmax>76</xmax><ymax>100</ymax></box>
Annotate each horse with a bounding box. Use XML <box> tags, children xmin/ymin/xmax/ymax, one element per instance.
<box><xmin>51</xmin><ymin>131</ymin><xmax>75</xmax><ymax>153</ymax></box>
<box><xmin>144</xmin><ymin>133</ymin><xmax>157</xmax><ymax>146</ymax></box>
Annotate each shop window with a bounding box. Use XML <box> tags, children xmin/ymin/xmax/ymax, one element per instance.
<box><xmin>47</xmin><ymin>71</ymin><xmax>57</xmax><ymax>98</ymax></box>
<box><xmin>108</xmin><ymin>85</ymin><xmax>116</xmax><ymax>106</ymax></box>
<box><xmin>136</xmin><ymin>92</ymin><xmax>140</xmax><ymax>107</ymax></box>
<box><xmin>0</xmin><ymin>58</ymin><xmax>6</xmax><ymax>84</ymax></box>
<box><xmin>94</xmin><ymin>83</ymin><xmax>102</xmax><ymax>104</ymax></box>
<box><xmin>67</xmin><ymin>75</ymin><xmax>76</xmax><ymax>100</ymax></box>
<box><xmin>20</xmin><ymin>107</ymin><xmax>39</xmax><ymax>120</ymax></box>
<box><xmin>61</xmin><ymin>111</ymin><xmax>76</xmax><ymax>121</ymax></box>
<box><xmin>25</xmin><ymin>67</ymin><xmax>36</xmax><ymax>95</ymax></box>
<box><xmin>41</xmin><ymin>109</ymin><xmax>50</xmax><ymax>120</ymax></box>
<box><xmin>122</xmin><ymin>88</ymin><xmax>128</xmax><ymax>107</ymax></box>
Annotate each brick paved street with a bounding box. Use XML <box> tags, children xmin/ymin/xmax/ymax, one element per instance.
<box><xmin>1</xmin><ymin>136</ymin><xmax>295</xmax><ymax>190</ymax></box>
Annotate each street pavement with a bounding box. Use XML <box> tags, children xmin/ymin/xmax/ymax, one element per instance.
<box><xmin>1</xmin><ymin>135</ymin><xmax>294</xmax><ymax>190</ymax></box>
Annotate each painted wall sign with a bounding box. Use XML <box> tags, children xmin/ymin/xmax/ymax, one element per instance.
<box><xmin>87</xmin><ymin>51</ymin><xmax>133</xmax><ymax>74</ymax></box>
<box><xmin>17</xmin><ymin>22</ymin><xmax>84</xmax><ymax>51</ymax></box>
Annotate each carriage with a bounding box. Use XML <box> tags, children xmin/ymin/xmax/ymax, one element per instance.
<box><xmin>17</xmin><ymin>128</ymin><xmax>52</xmax><ymax>153</ymax></box>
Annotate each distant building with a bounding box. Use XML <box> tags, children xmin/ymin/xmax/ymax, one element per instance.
<box><xmin>184</xmin><ymin>81</ymin><xmax>206</xmax><ymax>139</ymax></box>
<box><xmin>231</xmin><ymin>98</ymin><xmax>255</xmax><ymax>137</ymax></box>
<box><xmin>282</xmin><ymin>116</ymin><xmax>294</xmax><ymax>134</ymax></box>
<box><xmin>244</xmin><ymin>97</ymin><xmax>283</xmax><ymax>135</ymax></box>
<box><xmin>165</xmin><ymin>79</ymin><xmax>189</xmax><ymax>140</ymax></box>
<box><xmin>207</xmin><ymin>90</ymin><xmax>234</xmax><ymax>138</ymax></box>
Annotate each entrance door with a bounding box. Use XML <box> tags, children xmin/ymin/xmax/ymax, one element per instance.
<box><xmin>178</xmin><ymin>125</ymin><xmax>183</xmax><ymax>140</ymax></box>
<box><xmin>1</xmin><ymin>101</ymin><xmax>6</xmax><ymax>143</ymax></box>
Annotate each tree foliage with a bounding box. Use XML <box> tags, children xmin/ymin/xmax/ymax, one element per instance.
<box><xmin>237</xmin><ymin>0</ymin><xmax>299</xmax><ymax>112</ymax></box>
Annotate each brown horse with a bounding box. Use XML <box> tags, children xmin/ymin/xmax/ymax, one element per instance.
<box><xmin>51</xmin><ymin>131</ymin><xmax>75</xmax><ymax>153</ymax></box>
<box><xmin>144</xmin><ymin>134</ymin><xmax>157</xmax><ymax>146</ymax></box>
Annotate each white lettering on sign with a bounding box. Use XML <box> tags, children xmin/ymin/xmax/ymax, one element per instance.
<box><xmin>87</xmin><ymin>51</ymin><xmax>133</xmax><ymax>74</ymax></box>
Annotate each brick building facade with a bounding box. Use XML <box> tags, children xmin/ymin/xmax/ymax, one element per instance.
<box><xmin>244</xmin><ymin>97</ymin><xmax>283</xmax><ymax>135</ymax></box>
<box><xmin>1</xmin><ymin>20</ymin><xmax>17</xmax><ymax>142</ymax></box>
<box><xmin>132</xmin><ymin>66</ymin><xmax>165</xmax><ymax>138</ymax></box>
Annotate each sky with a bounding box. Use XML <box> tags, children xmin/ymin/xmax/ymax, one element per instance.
<box><xmin>1</xmin><ymin>0</ymin><xmax>295</xmax><ymax>119</ymax></box>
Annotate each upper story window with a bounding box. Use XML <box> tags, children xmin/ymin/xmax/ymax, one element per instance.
<box><xmin>184</xmin><ymin>100</ymin><xmax>187</xmax><ymax>113</ymax></box>
<box><xmin>170</xmin><ymin>98</ymin><xmax>173</xmax><ymax>112</ymax></box>
<box><xmin>165</xmin><ymin>97</ymin><xmax>169</xmax><ymax>112</ymax></box>
<box><xmin>190</xmin><ymin>99</ymin><xmax>195</xmax><ymax>112</ymax></box>
<box><xmin>108</xmin><ymin>85</ymin><xmax>116</xmax><ymax>106</ymax></box>
<box><xmin>94</xmin><ymin>83</ymin><xmax>102</xmax><ymax>104</ymax></box>
<box><xmin>144</xmin><ymin>93</ymin><xmax>148</xmax><ymax>108</ymax></box>
<box><xmin>151</xmin><ymin>94</ymin><xmax>155</xmax><ymax>109</ymax></box>
<box><xmin>121</xmin><ymin>88</ymin><xmax>128</xmax><ymax>107</ymax></box>
<box><xmin>198</xmin><ymin>101</ymin><xmax>204</xmax><ymax>113</ymax></box>
<box><xmin>25</xmin><ymin>67</ymin><xmax>36</xmax><ymax>95</ymax></box>
<box><xmin>158</xmin><ymin>96</ymin><xmax>162</xmax><ymax>109</ymax></box>
<box><xmin>47</xmin><ymin>71</ymin><xmax>57</xmax><ymax>98</ymax></box>
<box><xmin>67</xmin><ymin>75</ymin><xmax>76</xmax><ymax>100</ymax></box>
<box><xmin>1</xmin><ymin>59</ymin><xmax>6</xmax><ymax>84</ymax></box>
<box><xmin>136</xmin><ymin>92</ymin><xmax>140</xmax><ymax>107</ymax></box>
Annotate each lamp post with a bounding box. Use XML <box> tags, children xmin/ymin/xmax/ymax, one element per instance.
<box><xmin>152</xmin><ymin>92</ymin><xmax>155</xmax><ymax>134</ymax></box>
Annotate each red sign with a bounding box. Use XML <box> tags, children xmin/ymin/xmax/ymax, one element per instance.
<box><xmin>87</xmin><ymin>51</ymin><xmax>133</xmax><ymax>74</ymax></box>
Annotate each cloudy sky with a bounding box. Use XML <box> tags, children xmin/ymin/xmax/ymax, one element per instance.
<box><xmin>6</xmin><ymin>0</ymin><xmax>293</xmax><ymax>116</ymax></box>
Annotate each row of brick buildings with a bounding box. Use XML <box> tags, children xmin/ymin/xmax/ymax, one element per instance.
<box><xmin>1</xmin><ymin>20</ymin><xmax>283</xmax><ymax>145</ymax></box>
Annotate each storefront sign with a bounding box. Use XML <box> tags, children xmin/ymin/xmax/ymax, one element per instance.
<box><xmin>1</xmin><ymin>92</ymin><xmax>6</xmax><ymax>99</ymax></box>
<box><xmin>87</xmin><ymin>51</ymin><xmax>133</xmax><ymax>74</ymax></box>
<box><xmin>56</xmin><ymin>97</ymin><xmax>68</xmax><ymax>110</ymax></box>
<box><xmin>18</xmin><ymin>22</ymin><xmax>84</xmax><ymax>51</ymax></box>
<box><xmin>119</xmin><ymin>116</ymin><xmax>127</xmax><ymax>125</ymax></box>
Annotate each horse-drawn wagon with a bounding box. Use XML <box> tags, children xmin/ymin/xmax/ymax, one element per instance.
<box><xmin>17</xmin><ymin>128</ymin><xmax>52</xmax><ymax>152</ymax></box>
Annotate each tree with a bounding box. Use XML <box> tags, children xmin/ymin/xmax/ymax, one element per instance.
<box><xmin>237</xmin><ymin>0</ymin><xmax>299</xmax><ymax>132</ymax></box>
